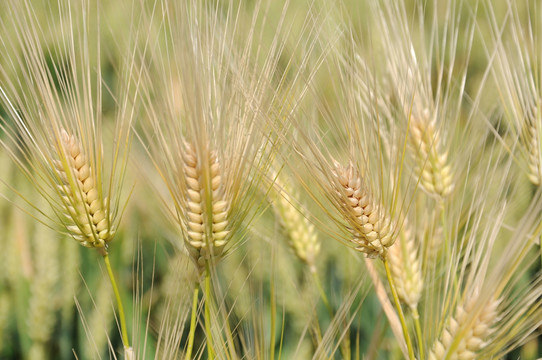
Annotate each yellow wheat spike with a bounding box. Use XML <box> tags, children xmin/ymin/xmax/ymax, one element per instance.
<box><xmin>332</xmin><ymin>161</ymin><xmax>395</xmax><ymax>259</ymax></box>
<box><xmin>54</xmin><ymin>129</ymin><xmax>114</xmax><ymax>249</ymax></box>
<box><xmin>183</xmin><ymin>142</ymin><xmax>229</xmax><ymax>269</ymax></box>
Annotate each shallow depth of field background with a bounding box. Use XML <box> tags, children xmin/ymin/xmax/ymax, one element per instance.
<box><xmin>0</xmin><ymin>0</ymin><xmax>541</xmax><ymax>359</ymax></box>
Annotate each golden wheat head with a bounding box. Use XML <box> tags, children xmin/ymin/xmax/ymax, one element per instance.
<box><xmin>331</xmin><ymin>161</ymin><xmax>395</xmax><ymax>259</ymax></box>
<box><xmin>182</xmin><ymin>142</ymin><xmax>230</xmax><ymax>269</ymax></box>
<box><xmin>0</xmin><ymin>0</ymin><xmax>133</xmax><ymax>253</ymax></box>
<box><xmin>54</xmin><ymin>129</ymin><xmax>115</xmax><ymax>249</ymax></box>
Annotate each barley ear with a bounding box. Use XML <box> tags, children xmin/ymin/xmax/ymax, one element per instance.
<box><xmin>55</xmin><ymin>129</ymin><xmax>115</xmax><ymax>250</ymax></box>
<box><xmin>522</xmin><ymin>106</ymin><xmax>542</xmax><ymax>185</ymax></box>
<box><xmin>428</xmin><ymin>296</ymin><xmax>499</xmax><ymax>360</ymax></box>
<box><xmin>332</xmin><ymin>161</ymin><xmax>395</xmax><ymax>259</ymax></box>
<box><xmin>408</xmin><ymin>114</ymin><xmax>453</xmax><ymax>199</ymax></box>
<box><xmin>273</xmin><ymin>175</ymin><xmax>320</xmax><ymax>272</ymax></box>
<box><xmin>388</xmin><ymin>224</ymin><xmax>423</xmax><ymax>310</ymax></box>
<box><xmin>183</xmin><ymin>142</ymin><xmax>230</xmax><ymax>271</ymax></box>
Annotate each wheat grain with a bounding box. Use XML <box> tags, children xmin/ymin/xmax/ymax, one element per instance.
<box><xmin>54</xmin><ymin>129</ymin><xmax>115</xmax><ymax>250</ymax></box>
<box><xmin>388</xmin><ymin>224</ymin><xmax>422</xmax><ymax>310</ymax></box>
<box><xmin>183</xmin><ymin>142</ymin><xmax>229</xmax><ymax>269</ymax></box>
<box><xmin>332</xmin><ymin>161</ymin><xmax>395</xmax><ymax>259</ymax></box>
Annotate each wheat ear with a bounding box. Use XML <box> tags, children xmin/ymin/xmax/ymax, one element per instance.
<box><xmin>55</xmin><ymin>129</ymin><xmax>130</xmax><ymax>350</ymax></box>
<box><xmin>332</xmin><ymin>161</ymin><xmax>394</xmax><ymax>259</ymax></box>
<box><xmin>183</xmin><ymin>142</ymin><xmax>229</xmax><ymax>270</ymax></box>
<box><xmin>428</xmin><ymin>296</ymin><xmax>499</xmax><ymax>360</ymax></box>
<box><xmin>55</xmin><ymin>129</ymin><xmax>114</xmax><ymax>249</ymax></box>
<box><xmin>388</xmin><ymin>225</ymin><xmax>423</xmax><ymax>311</ymax></box>
<box><xmin>409</xmin><ymin>113</ymin><xmax>453</xmax><ymax>199</ymax></box>
<box><xmin>522</xmin><ymin>106</ymin><xmax>542</xmax><ymax>185</ymax></box>
<box><xmin>273</xmin><ymin>176</ymin><xmax>320</xmax><ymax>272</ymax></box>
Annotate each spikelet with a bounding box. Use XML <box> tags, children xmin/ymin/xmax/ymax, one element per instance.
<box><xmin>183</xmin><ymin>142</ymin><xmax>229</xmax><ymax>270</ymax></box>
<box><xmin>522</xmin><ymin>105</ymin><xmax>542</xmax><ymax>185</ymax></box>
<box><xmin>388</xmin><ymin>224</ymin><xmax>422</xmax><ymax>310</ymax></box>
<box><xmin>428</xmin><ymin>296</ymin><xmax>499</xmax><ymax>360</ymax></box>
<box><xmin>273</xmin><ymin>175</ymin><xmax>320</xmax><ymax>272</ymax></box>
<box><xmin>332</xmin><ymin>161</ymin><xmax>395</xmax><ymax>259</ymax></box>
<box><xmin>408</xmin><ymin>110</ymin><xmax>453</xmax><ymax>199</ymax></box>
<box><xmin>54</xmin><ymin>129</ymin><xmax>115</xmax><ymax>250</ymax></box>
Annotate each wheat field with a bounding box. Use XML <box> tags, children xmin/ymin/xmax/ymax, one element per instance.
<box><xmin>0</xmin><ymin>0</ymin><xmax>541</xmax><ymax>359</ymax></box>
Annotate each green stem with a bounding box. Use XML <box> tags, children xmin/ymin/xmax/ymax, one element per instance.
<box><xmin>102</xmin><ymin>252</ymin><xmax>130</xmax><ymax>349</ymax></box>
<box><xmin>413</xmin><ymin>307</ymin><xmax>424</xmax><ymax>360</ymax></box>
<box><xmin>312</xmin><ymin>270</ymin><xmax>333</xmax><ymax>318</ymax></box>
<box><xmin>270</xmin><ymin>271</ymin><xmax>276</xmax><ymax>360</ymax></box>
<box><xmin>439</xmin><ymin>202</ymin><xmax>449</xmax><ymax>255</ymax></box>
<box><xmin>309</xmin><ymin>270</ymin><xmax>326</xmax><ymax>345</ymax></box>
<box><xmin>312</xmin><ymin>269</ymin><xmax>350</xmax><ymax>359</ymax></box>
<box><xmin>383</xmin><ymin>259</ymin><xmax>415</xmax><ymax>360</ymax></box>
<box><xmin>185</xmin><ymin>282</ymin><xmax>200</xmax><ymax>360</ymax></box>
<box><xmin>204</xmin><ymin>268</ymin><xmax>215</xmax><ymax>360</ymax></box>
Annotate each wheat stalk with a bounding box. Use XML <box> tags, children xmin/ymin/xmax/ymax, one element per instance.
<box><xmin>332</xmin><ymin>161</ymin><xmax>395</xmax><ymax>259</ymax></box>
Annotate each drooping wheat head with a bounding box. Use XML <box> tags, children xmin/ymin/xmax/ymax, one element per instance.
<box><xmin>331</xmin><ymin>161</ymin><xmax>395</xmax><ymax>259</ymax></box>
<box><xmin>0</xmin><ymin>0</ymin><xmax>137</xmax><ymax>354</ymax></box>
<box><xmin>0</xmin><ymin>0</ymin><xmax>133</xmax><ymax>249</ymax></box>
<box><xmin>54</xmin><ymin>129</ymin><xmax>114</xmax><ymax>250</ymax></box>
